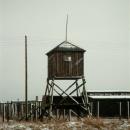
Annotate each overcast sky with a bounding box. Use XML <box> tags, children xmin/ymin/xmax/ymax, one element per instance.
<box><xmin>0</xmin><ymin>0</ymin><xmax>130</xmax><ymax>102</ymax></box>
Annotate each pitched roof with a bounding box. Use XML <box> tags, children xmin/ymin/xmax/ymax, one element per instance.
<box><xmin>46</xmin><ymin>41</ymin><xmax>86</xmax><ymax>55</ymax></box>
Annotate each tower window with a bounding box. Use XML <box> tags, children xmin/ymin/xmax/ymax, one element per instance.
<box><xmin>64</xmin><ymin>55</ymin><xmax>72</xmax><ymax>62</ymax></box>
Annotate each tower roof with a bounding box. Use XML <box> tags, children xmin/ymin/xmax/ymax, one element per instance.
<box><xmin>46</xmin><ymin>41</ymin><xmax>86</xmax><ymax>55</ymax></box>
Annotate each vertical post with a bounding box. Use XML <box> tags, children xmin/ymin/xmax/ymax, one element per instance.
<box><xmin>10</xmin><ymin>101</ymin><xmax>12</xmax><ymax>120</ymax></box>
<box><xmin>25</xmin><ymin>35</ymin><xmax>28</xmax><ymax>121</ymax></box>
<box><xmin>63</xmin><ymin>109</ymin><xmax>65</xmax><ymax>119</ymax></box>
<box><xmin>14</xmin><ymin>103</ymin><xmax>16</xmax><ymax>117</ymax></box>
<box><xmin>7</xmin><ymin>101</ymin><xmax>9</xmax><ymax>122</ymax></box>
<box><xmin>36</xmin><ymin>96</ymin><xmax>38</xmax><ymax>121</ymax></box>
<box><xmin>49</xmin><ymin>79</ymin><xmax>54</xmax><ymax>117</ymax></box>
<box><xmin>12</xmin><ymin>103</ymin><xmax>15</xmax><ymax>119</ymax></box>
<box><xmin>21</xmin><ymin>103</ymin><xmax>23</xmax><ymax>118</ymax></box>
<box><xmin>97</xmin><ymin>101</ymin><xmax>99</xmax><ymax>118</ymax></box>
<box><xmin>2</xmin><ymin>103</ymin><xmax>4</xmax><ymax>122</ymax></box>
<box><xmin>38</xmin><ymin>102</ymin><xmax>40</xmax><ymax>118</ymax></box>
<box><xmin>69</xmin><ymin>109</ymin><xmax>71</xmax><ymax>121</ymax></box>
<box><xmin>45</xmin><ymin>78</ymin><xmax>49</xmax><ymax>96</ymax></box>
<box><xmin>91</xmin><ymin>102</ymin><xmax>93</xmax><ymax>116</ymax></box>
<box><xmin>82</xmin><ymin>78</ymin><xmax>87</xmax><ymax>104</ymax></box>
<box><xmin>17</xmin><ymin>99</ymin><xmax>20</xmax><ymax>119</ymax></box>
<box><xmin>31</xmin><ymin>103</ymin><xmax>33</xmax><ymax>120</ymax></box>
<box><xmin>56</xmin><ymin>109</ymin><xmax>59</xmax><ymax>119</ymax></box>
<box><xmin>13</xmin><ymin>103</ymin><xmax>16</xmax><ymax>120</ymax></box>
<box><xmin>119</xmin><ymin>102</ymin><xmax>122</xmax><ymax>119</ymax></box>
<box><xmin>82</xmin><ymin>77</ymin><xmax>90</xmax><ymax>115</ymax></box>
<box><xmin>127</xmin><ymin>101</ymin><xmax>129</xmax><ymax>119</ymax></box>
<box><xmin>0</xmin><ymin>102</ymin><xmax>1</xmax><ymax>116</ymax></box>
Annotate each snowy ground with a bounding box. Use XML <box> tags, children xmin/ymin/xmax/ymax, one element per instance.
<box><xmin>0</xmin><ymin>118</ymin><xmax>130</xmax><ymax>130</ymax></box>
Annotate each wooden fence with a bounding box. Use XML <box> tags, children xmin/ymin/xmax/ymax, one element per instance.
<box><xmin>0</xmin><ymin>100</ymin><xmax>43</xmax><ymax>122</ymax></box>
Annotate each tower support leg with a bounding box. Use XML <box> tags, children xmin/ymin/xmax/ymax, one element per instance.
<box><xmin>43</xmin><ymin>77</ymin><xmax>90</xmax><ymax>119</ymax></box>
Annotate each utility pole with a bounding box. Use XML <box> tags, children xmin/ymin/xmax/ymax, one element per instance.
<box><xmin>25</xmin><ymin>35</ymin><xmax>28</xmax><ymax>121</ymax></box>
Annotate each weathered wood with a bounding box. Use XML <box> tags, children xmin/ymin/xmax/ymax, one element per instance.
<box><xmin>63</xmin><ymin>109</ymin><xmax>65</xmax><ymax>119</ymax></box>
<box><xmin>2</xmin><ymin>103</ymin><xmax>5</xmax><ymax>122</ymax></box>
<box><xmin>35</xmin><ymin>96</ymin><xmax>38</xmax><ymax>121</ymax></box>
<box><xmin>6</xmin><ymin>102</ymin><xmax>9</xmax><ymax>122</ymax></box>
<box><xmin>10</xmin><ymin>102</ymin><xmax>13</xmax><ymax>119</ymax></box>
<box><xmin>56</xmin><ymin>109</ymin><xmax>59</xmax><ymax>119</ymax></box>
<box><xmin>69</xmin><ymin>109</ymin><xmax>71</xmax><ymax>121</ymax></box>
<box><xmin>127</xmin><ymin>101</ymin><xmax>129</xmax><ymax>119</ymax></box>
<box><xmin>21</xmin><ymin>103</ymin><xmax>24</xmax><ymax>118</ymax></box>
<box><xmin>25</xmin><ymin>35</ymin><xmax>28</xmax><ymax>121</ymax></box>
<box><xmin>49</xmin><ymin>82</ymin><xmax>79</xmax><ymax>105</ymax></box>
<box><xmin>49</xmin><ymin>81</ymin><xmax>88</xmax><ymax>111</ymax></box>
<box><xmin>45</xmin><ymin>79</ymin><xmax>49</xmax><ymax>96</ymax></box>
<box><xmin>54</xmin><ymin>81</ymin><xmax>86</xmax><ymax>107</ymax></box>
<box><xmin>97</xmin><ymin>101</ymin><xmax>99</xmax><ymax>118</ymax></box>
<box><xmin>49</xmin><ymin>79</ymin><xmax>54</xmax><ymax>117</ymax></box>
<box><xmin>48</xmin><ymin>52</ymin><xmax>84</xmax><ymax>79</ymax></box>
<box><xmin>90</xmin><ymin>102</ymin><xmax>93</xmax><ymax>116</ymax></box>
<box><xmin>119</xmin><ymin>102</ymin><xmax>122</xmax><ymax>119</ymax></box>
<box><xmin>0</xmin><ymin>102</ymin><xmax>1</xmax><ymax>116</ymax></box>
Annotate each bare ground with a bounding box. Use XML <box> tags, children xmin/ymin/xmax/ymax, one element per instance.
<box><xmin>0</xmin><ymin>117</ymin><xmax>130</xmax><ymax>130</ymax></box>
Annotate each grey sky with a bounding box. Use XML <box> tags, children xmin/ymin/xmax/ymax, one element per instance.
<box><xmin>0</xmin><ymin>0</ymin><xmax>130</xmax><ymax>101</ymax></box>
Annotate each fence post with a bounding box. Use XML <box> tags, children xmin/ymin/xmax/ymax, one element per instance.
<box><xmin>119</xmin><ymin>102</ymin><xmax>122</xmax><ymax>119</ymax></box>
<box><xmin>36</xmin><ymin>96</ymin><xmax>38</xmax><ymax>121</ymax></box>
<box><xmin>97</xmin><ymin>101</ymin><xmax>100</xmax><ymax>118</ymax></box>
<box><xmin>56</xmin><ymin>109</ymin><xmax>59</xmax><ymax>119</ymax></box>
<box><xmin>0</xmin><ymin>102</ymin><xmax>1</xmax><ymax>116</ymax></box>
<box><xmin>127</xmin><ymin>101</ymin><xmax>129</xmax><ymax>119</ymax></box>
<box><xmin>2</xmin><ymin>103</ymin><xmax>5</xmax><ymax>122</ymax></box>
<box><xmin>10</xmin><ymin>101</ymin><xmax>13</xmax><ymax>120</ymax></box>
<box><xmin>91</xmin><ymin>102</ymin><xmax>93</xmax><ymax>116</ymax></box>
<box><xmin>6</xmin><ymin>101</ymin><xmax>9</xmax><ymax>122</ymax></box>
<box><xmin>69</xmin><ymin>109</ymin><xmax>71</xmax><ymax>121</ymax></box>
<box><xmin>63</xmin><ymin>109</ymin><xmax>65</xmax><ymax>119</ymax></box>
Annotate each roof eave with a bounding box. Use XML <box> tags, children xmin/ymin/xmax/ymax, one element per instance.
<box><xmin>46</xmin><ymin>49</ymin><xmax>86</xmax><ymax>55</ymax></box>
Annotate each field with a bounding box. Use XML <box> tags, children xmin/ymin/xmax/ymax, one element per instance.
<box><xmin>0</xmin><ymin>118</ymin><xmax>130</xmax><ymax>130</ymax></box>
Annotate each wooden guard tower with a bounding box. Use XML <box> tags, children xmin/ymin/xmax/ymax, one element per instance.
<box><xmin>42</xmin><ymin>17</ymin><xmax>90</xmax><ymax>119</ymax></box>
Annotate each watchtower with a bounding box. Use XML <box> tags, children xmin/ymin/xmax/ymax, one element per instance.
<box><xmin>43</xmin><ymin>17</ymin><xmax>90</xmax><ymax>119</ymax></box>
<box><xmin>47</xmin><ymin>41</ymin><xmax>85</xmax><ymax>79</ymax></box>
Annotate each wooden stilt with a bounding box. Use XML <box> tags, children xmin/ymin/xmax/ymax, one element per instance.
<box><xmin>0</xmin><ymin>102</ymin><xmax>1</xmax><ymax>116</ymax></box>
<box><xmin>21</xmin><ymin>103</ymin><xmax>23</xmax><ymax>119</ymax></box>
<box><xmin>119</xmin><ymin>102</ymin><xmax>122</xmax><ymax>119</ymax></box>
<box><xmin>2</xmin><ymin>103</ymin><xmax>5</xmax><ymax>122</ymax></box>
<box><xmin>63</xmin><ymin>109</ymin><xmax>65</xmax><ymax>119</ymax></box>
<box><xmin>10</xmin><ymin>102</ymin><xmax>13</xmax><ymax>120</ymax></box>
<box><xmin>50</xmin><ymin>81</ymin><xmax>87</xmax><ymax>111</ymax></box>
<box><xmin>69</xmin><ymin>109</ymin><xmax>71</xmax><ymax>121</ymax></box>
<box><xmin>91</xmin><ymin>102</ymin><xmax>93</xmax><ymax>116</ymax></box>
<box><xmin>36</xmin><ymin>96</ymin><xmax>38</xmax><ymax>121</ymax></box>
<box><xmin>7</xmin><ymin>102</ymin><xmax>9</xmax><ymax>122</ymax></box>
<box><xmin>56</xmin><ymin>109</ymin><xmax>59</xmax><ymax>119</ymax></box>
<box><xmin>45</xmin><ymin>79</ymin><xmax>49</xmax><ymax>96</ymax></box>
<box><xmin>49</xmin><ymin>79</ymin><xmax>54</xmax><ymax>117</ymax></box>
<box><xmin>127</xmin><ymin>101</ymin><xmax>129</xmax><ymax>119</ymax></box>
<box><xmin>38</xmin><ymin>102</ymin><xmax>41</xmax><ymax>118</ymax></box>
<box><xmin>97</xmin><ymin>101</ymin><xmax>99</xmax><ymax>118</ymax></box>
<box><xmin>44</xmin><ymin>77</ymin><xmax>89</xmax><ymax>119</ymax></box>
